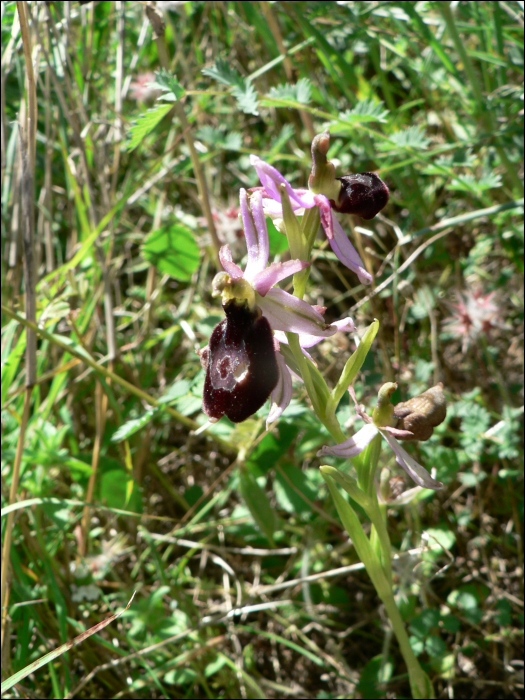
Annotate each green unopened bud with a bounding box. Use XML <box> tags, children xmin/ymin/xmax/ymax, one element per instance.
<box><xmin>308</xmin><ymin>133</ymin><xmax>341</xmax><ymax>201</ymax></box>
<box><xmin>393</xmin><ymin>383</ymin><xmax>447</xmax><ymax>441</ymax></box>
<box><xmin>372</xmin><ymin>382</ymin><xmax>397</xmax><ymax>427</ymax></box>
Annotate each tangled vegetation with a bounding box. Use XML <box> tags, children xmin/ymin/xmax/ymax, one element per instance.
<box><xmin>1</xmin><ymin>2</ymin><xmax>523</xmax><ymax>698</ymax></box>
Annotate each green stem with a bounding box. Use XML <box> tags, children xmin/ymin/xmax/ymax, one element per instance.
<box><xmin>322</xmin><ymin>470</ymin><xmax>434</xmax><ymax>698</ymax></box>
<box><xmin>293</xmin><ymin>206</ymin><xmax>321</xmax><ymax>298</ymax></box>
<box><xmin>380</xmin><ymin>589</ymin><xmax>434</xmax><ymax>699</ymax></box>
<box><xmin>286</xmin><ymin>332</ymin><xmax>345</xmax><ymax>443</ymax></box>
<box><xmin>302</xmin><ymin>206</ymin><xmax>321</xmax><ymax>253</ymax></box>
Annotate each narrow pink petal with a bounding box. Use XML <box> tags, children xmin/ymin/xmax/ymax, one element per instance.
<box><xmin>317</xmin><ymin>424</ymin><xmax>378</xmax><ymax>458</ymax></box>
<box><xmin>219</xmin><ymin>245</ymin><xmax>243</xmax><ymax>279</ymax></box>
<box><xmin>273</xmin><ymin>331</ymin><xmax>318</xmax><ymax>366</ymax></box>
<box><xmin>239</xmin><ymin>188</ymin><xmax>263</xmax><ymax>279</ymax></box>
<box><xmin>266</xmin><ymin>352</ymin><xmax>293</xmax><ymax>429</ymax></box>
<box><xmin>261</xmin><ymin>198</ymin><xmax>285</xmax><ymax>217</ymax></box>
<box><xmin>329</xmin><ymin>218</ymin><xmax>373</xmax><ymax>285</ymax></box>
<box><xmin>382</xmin><ymin>425</ymin><xmax>415</xmax><ymax>439</ymax></box>
<box><xmin>314</xmin><ymin>194</ymin><xmax>334</xmax><ymax>239</ymax></box>
<box><xmin>380</xmin><ymin>432</ymin><xmax>444</xmax><ymax>490</ymax></box>
<box><xmin>244</xmin><ymin>190</ymin><xmax>269</xmax><ymax>280</ymax></box>
<box><xmin>252</xmin><ymin>259</ymin><xmax>310</xmax><ymax>297</ymax></box>
<box><xmin>250</xmin><ymin>155</ymin><xmax>317</xmax><ymax>210</ymax></box>
<box><xmin>257</xmin><ymin>287</ymin><xmax>336</xmax><ymax>336</ymax></box>
<box><xmin>287</xmin><ymin>315</ymin><xmax>355</xmax><ymax>349</ymax></box>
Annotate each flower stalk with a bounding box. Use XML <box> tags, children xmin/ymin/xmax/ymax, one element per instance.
<box><xmin>201</xmin><ymin>134</ymin><xmax>440</xmax><ymax>698</ymax></box>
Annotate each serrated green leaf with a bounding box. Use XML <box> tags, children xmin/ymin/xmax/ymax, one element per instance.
<box><xmin>232</xmin><ymin>82</ymin><xmax>259</xmax><ymax>115</ymax></box>
<box><xmin>202</xmin><ymin>58</ymin><xmax>243</xmax><ymax>89</ymax></box>
<box><xmin>268</xmin><ymin>78</ymin><xmax>311</xmax><ymax>105</ymax></box>
<box><xmin>222</xmin><ymin>132</ymin><xmax>242</xmax><ymax>150</ymax></box>
<box><xmin>148</xmin><ymin>68</ymin><xmax>185</xmax><ymax>101</ymax></box>
<box><xmin>379</xmin><ymin>125</ymin><xmax>430</xmax><ymax>151</ymax></box>
<box><xmin>448</xmin><ymin>173</ymin><xmax>502</xmax><ymax>193</ymax></box>
<box><xmin>335</xmin><ymin>98</ymin><xmax>389</xmax><ymax>128</ymax></box>
<box><xmin>142</xmin><ymin>223</ymin><xmax>200</xmax><ymax>281</ymax></box>
<box><xmin>126</xmin><ymin>103</ymin><xmax>173</xmax><ymax>152</ymax></box>
<box><xmin>158</xmin><ymin>379</ymin><xmax>191</xmax><ymax>404</ymax></box>
<box><xmin>196</xmin><ymin>126</ymin><xmax>242</xmax><ymax>150</ymax></box>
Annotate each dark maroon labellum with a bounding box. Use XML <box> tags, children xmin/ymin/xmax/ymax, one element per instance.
<box><xmin>202</xmin><ymin>300</ymin><xmax>279</xmax><ymax>423</ymax></box>
<box><xmin>330</xmin><ymin>172</ymin><xmax>389</xmax><ymax>220</ymax></box>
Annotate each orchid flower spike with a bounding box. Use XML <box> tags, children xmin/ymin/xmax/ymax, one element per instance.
<box><xmin>202</xmin><ymin>189</ymin><xmax>355</xmax><ymax>425</ymax></box>
<box><xmin>317</xmin><ymin>383</ymin><xmax>444</xmax><ymax>490</ymax></box>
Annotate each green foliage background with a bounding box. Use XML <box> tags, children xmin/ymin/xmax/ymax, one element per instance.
<box><xmin>1</xmin><ymin>2</ymin><xmax>523</xmax><ymax>698</ymax></box>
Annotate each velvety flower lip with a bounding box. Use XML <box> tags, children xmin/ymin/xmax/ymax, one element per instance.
<box><xmin>249</xmin><ymin>154</ymin><xmax>372</xmax><ymax>285</ymax></box>
<box><xmin>317</xmin><ymin>387</ymin><xmax>443</xmax><ymax>490</ymax></box>
<box><xmin>332</xmin><ymin>173</ymin><xmax>389</xmax><ymax>220</ymax></box>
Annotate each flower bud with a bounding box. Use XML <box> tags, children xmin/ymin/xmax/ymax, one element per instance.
<box><xmin>393</xmin><ymin>383</ymin><xmax>447</xmax><ymax>441</ymax></box>
<box><xmin>372</xmin><ymin>382</ymin><xmax>397</xmax><ymax>428</ymax></box>
<box><xmin>330</xmin><ymin>172</ymin><xmax>389</xmax><ymax>220</ymax></box>
<box><xmin>202</xmin><ymin>300</ymin><xmax>279</xmax><ymax>423</ymax></box>
<box><xmin>308</xmin><ymin>133</ymin><xmax>340</xmax><ymax>201</ymax></box>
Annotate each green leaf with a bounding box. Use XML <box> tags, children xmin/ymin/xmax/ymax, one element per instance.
<box><xmin>329</xmin><ymin>319</ymin><xmax>379</xmax><ymax>413</ymax></box>
<box><xmin>335</xmin><ymin>99</ymin><xmax>389</xmax><ymax>129</ymax></box>
<box><xmin>232</xmin><ymin>82</ymin><xmax>259</xmax><ymax>116</ymax></box>
<box><xmin>111</xmin><ymin>408</ymin><xmax>157</xmax><ymax>443</ymax></box>
<box><xmin>448</xmin><ymin>173</ymin><xmax>502</xmax><ymax>193</ymax></box>
<box><xmin>266</xmin><ymin>216</ymin><xmax>288</xmax><ymax>256</ymax></box>
<box><xmin>273</xmin><ymin>462</ymin><xmax>317</xmax><ymax>514</ymax></box>
<box><xmin>142</xmin><ymin>223</ymin><xmax>200</xmax><ymax>281</ymax></box>
<box><xmin>202</xmin><ymin>58</ymin><xmax>258</xmax><ymax>115</ymax></box>
<box><xmin>158</xmin><ymin>379</ymin><xmax>191</xmax><ymax>404</ymax></box>
<box><xmin>378</xmin><ymin>126</ymin><xmax>431</xmax><ymax>151</ymax></box>
<box><xmin>238</xmin><ymin>469</ymin><xmax>277</xmax><ymax>544</ymax></box>
<box><xmin>202</xmin><ymin>58</ymin><xmax>244</xmax><ymax>88</ymax></box>
<box><xmin>268</xmin><ymin>78</ymin><xmax>312</xmax><ymax>105</ymax></box>
<box><xmin>246</xmin><ymin>422</ymin><xmax>298</xmax><ymax>475</ymax></box>
<box><xmin>126</xmin><ymin>103</ymin><xmax>173</xmax><ymax>151</ymax></box>
<box><xmin>148</xmin><ymin>68</ymin><xmax>185</xmax><ymax>101</ymax></box>
<box><xmin>196</xmin><ymin>126</ymin><xmax>242</xmax><ymax>150</ymax></box>
<box><xmin>356</xmin><ymin>654</ymin><xmax>393</xmax><ymax>699</ymax></box>
<box><xmin>1</xmin><ymin>325</ymin><xmax>26</xmax><ymax>407</ymax></box>
<box><xmin>100</xmin><ymin>469</ymin><xmax>141</xmax><ymax>512</ymax></box>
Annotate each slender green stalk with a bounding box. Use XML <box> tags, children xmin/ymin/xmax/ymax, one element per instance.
<box><xmin>322</xmin><ymin>469</ymin><xmax>434</xmax><ymax>699</ymax></box>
